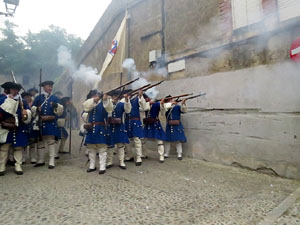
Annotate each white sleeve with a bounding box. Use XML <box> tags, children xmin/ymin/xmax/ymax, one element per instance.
<box><xmin>0</xmin><ymin>98</ymin><xmax>18</xmax><ymax>115</ymax></box>
<box><xmin>81</xmin><ymin>112</ymin><xmax>89</xmax><ymax>123</ymax></box>
<box><xmin>163</xmin><ymin>102</ymin><xmax>173</xmax><ymax>111</ymax></box>
<box><xmin>138</xmin><ymin>96</ymin><xmax>148</xmax><ymax>111</ymax></box>
<box><xmin>23</xmin><ymin>109</ymin><xmax>32</xmax><ymax>124</ymax></box>
<box><xmin>160</xmin><ymin>102</ymin><xmax>166</xmax><ymax>114</ymax></box>
<box><xmin>83</xmin><ymin>98</ymin><xmax>97</xmax><ymax>112</ymax></box>
<box><xmin>31</xmin><ymin>106</ymin><xmax>37</xmax><ymax>118</ymax></box>
<box><xmin>103</xmin><ymin>97</ymin><xmax>113</xmax><ymax>114</ymax></box>
<box><xmin>180</xmin><ymin>103</ymin><xmax>188</xmax><ymax>113</ymax></box>
<box><xmin>124</xmin><ymin>101</ymin><xmax>132</xmax><ymax>114</ymax></box>
<box><xmin>54</xmin><ymin>104</ymin><xmax>64</xmax><ymax>116</ymax></box>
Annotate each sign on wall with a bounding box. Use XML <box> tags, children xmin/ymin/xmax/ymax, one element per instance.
<box><xmin>290</xmin><ymin>37</ymin><xmax>300</xmax><ymax>62</ymax></box>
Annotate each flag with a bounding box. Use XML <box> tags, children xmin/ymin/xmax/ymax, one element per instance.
<box><xmin>96</xmin><ymin>11</ymin><xmax>128</xmax><ymax>88</ymax></box>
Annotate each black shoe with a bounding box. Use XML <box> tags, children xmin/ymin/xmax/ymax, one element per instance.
<box><xmin>99</xmin><ymin>170</ymin><xmax>106</xmax><ymax>175</ymax></box>
<box><xmin>159</xmin><ymin>160</ymin><xmax>164</xmax><ymax>163</ymax></box>
<box><xmin>15</xmin><ymin>170</ymin><xmax>23</xmax><ymax>175</ymax></box>
<box><xmin>48</xmin><ymin>165</ymin><xmax>55</xmax><ymax>169</ymax></box>
<box><xmin>119</xmin><ymin>165</ymin><xmax>126</xmax><ymax>170</ymax></box>
<box><xmin>55</xmin><ymin>156</ymin><xmax>60</xmax><ymax>160</ymax></box>
<box><xmin>7</xmin><ymin>160</ymin><xmax>15</xmax><ymax>166</ymax></box>
<box><xmin>177</xmin><ymin>157</ymin><xmax>183</xmax><ymax>160</ymax></box>
<box><xmin>106</xmin><ymin>164</ymin><xmax>113</xmax><ymax>169</ymax></box>
<box><xmin>87</xmin><ymin>168</ymin><xmax>97</xmax><ymax>173</ymax></box>
<box><xmin>0</xmin><ymin>171</ymin><xmax>5</xmax><ymax>176</ymax></box>
<box><xmin>30</xmin><ymin>162</ymin><xmax>36</xmax><ymax>164</ymax></box>
<box><xmin>164</xmin><ymin>156</ymin><xmax>169</xmax><ymax>159</ymax></box>
<box><xmin>125</xmin><ymin>157</ymin><xmax>134</xmax><ymax>162</ymax></box>
<box><xmin>136</xmin><ymin>162</ymin><xmax>142</xmax><ymax>166</ymax></box>
<box><xmin>141</xmin><ymin>156</ymin><xmax>148</xmax><ymax>159</ymax></box>
<box><xmin>59</xmin><ymin>152</ymin><xmax>69</xmax><ymax>154</ymax></box>
<box><xmin>34</xmin><ymin>163</ymin><xmax>45</xmax><ymax>167</ymax></box>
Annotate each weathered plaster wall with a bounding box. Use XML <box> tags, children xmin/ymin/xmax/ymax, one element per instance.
<box><xmin>156</xmin><ymin>62</ymin><xmax>300</xmax><ymax>179</ymax></box>
<box><xmin>65</xmin><ymin>0</ymin><xmax>300</xmax><ymax>179</ymax></box>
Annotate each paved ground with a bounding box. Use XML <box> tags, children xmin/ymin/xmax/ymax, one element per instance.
<box><xmin>0</xmin><ymin>148</ymin><xmax>299</xmax><ymax>225</ymax></box>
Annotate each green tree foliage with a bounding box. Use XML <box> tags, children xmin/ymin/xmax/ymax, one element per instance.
<box><xmin>0</xmin><ymin>21</ymin><xmax>83</xmax><ymax>80</ymax></box>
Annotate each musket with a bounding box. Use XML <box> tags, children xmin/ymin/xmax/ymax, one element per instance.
<box><xmin>104</xmin><ymin>77</ymin><xmax>140</xmax><ymax>95</ymax></box>
<box><xmin>79</xmin><ymin>135</ymin><xmax>85</xmax><ymax>152</ymax></box>
<box><xmin>10</xmin><ymin>70</ymin><xmax>26</xmax><ymax>121</ymax></box>
<box><xmin>126</xmin><ymin>83</ymin><xmax>151</xmax><ymax>96</ymax></box>
<box><xmin>37</xmin><ymin>69</ymin><xmax>43</xmax><ymax>141</ymax></box>
<box><xmin>11</xmin><ymin>71</ymin><xmax>26</xmax><ymax>92</ymax></box>
<box><xmin>158</xmin><ymin>93</ymin><xmax>194</xmax><ymax>101</ymax></box>
<box><xmin>178</xmin><ymin>93</ymin><xmax>206</xmax><ymax>102</ymax></box>
<box><xmin>130</xmin><ymin>80</ymin><xmax>165</xmax><ymax>98</ymax></box>
<box><xmin>140</xmin><ymin>80</ymin><xmax>164</xmax><ymax>92</ymax></box>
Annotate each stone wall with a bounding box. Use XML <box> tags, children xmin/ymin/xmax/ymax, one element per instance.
<box><xmin>66</xmin><ymin>0</ymin><xmax>300</xmax><ymax>179</ymax></box>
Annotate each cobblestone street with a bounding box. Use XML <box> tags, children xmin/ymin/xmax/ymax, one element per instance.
<box><xmin>0</xmin><ymin>150</ymin><xmax>299</xmax><ymax>225</ymax></box>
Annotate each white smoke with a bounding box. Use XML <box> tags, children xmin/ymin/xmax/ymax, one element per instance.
<box><xmin>57</xmin><ymin>45</ymin><xmax>101</xmax><ymax>86</ymax></box>
<box><xmin>122</xmin><ymin>58</ymin><xmax>165</xmax><ymax>99</ymax></box>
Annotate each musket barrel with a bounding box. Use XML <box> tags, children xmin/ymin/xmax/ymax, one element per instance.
<box><xmin>178</xmin><ymin>93</ymin><xmax>206</xmax><ymax>102</ymax></box>
<box><xmin>158</xmin><ymin>93</ymin><xmax>193</xmax><ymax>101</ymax></box>
<box><xmin>104</xmin><ymin>77</ymin><xmax>140</xmax><ymax>94</ymax></box>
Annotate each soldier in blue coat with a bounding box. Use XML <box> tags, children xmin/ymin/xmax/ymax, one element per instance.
<box><xmin>162</xmin><ymin>96</ymin><xmax>188</xmax><ymax>160</ymax></box>
<box><xmin>106</xmin><ymin>90</ymin><xmax>131</xmax><ymax>170</ymax></box>
<box><xmin>0</xmin><ymin>82</ymin><xmax>32</xmax><ymax>175</ymax></box>
<box><xmin>143</xmin><ymin>95</ymin><xmax>166</xmax><ymax>163</ymax></box>
<box><xmin>125</xmin><ymin>90</ymin><xmax>149</xmax><ymax>166</ymax></box>
<box><xmin>82</xmin><ymin>92</ymin><xmax>113</xmax><ymax>174</ymax></box>
<box><xmin>21</xmin><ymin>91</ymin><xmax>38</xmax><ymax>164</ymax></box>
<box><xmin>31</xmin><ymin>81</ymin><xmax>64</xmax><ymax>169</ymax></box>
<box><xmin>56</xmin><ymin>97</ymin><xmax>70</xmax><ymax>155</ymax></box>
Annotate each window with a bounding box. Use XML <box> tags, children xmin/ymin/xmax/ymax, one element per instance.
<box><xmin>231</xmin><ymin>0</ymin><xmax>263</xmax><ymax>30</ymax></box>
<box><xmin>278</xmin><ymin>0</ymin><xmax>300</xmax><ymax>21</ymax></box>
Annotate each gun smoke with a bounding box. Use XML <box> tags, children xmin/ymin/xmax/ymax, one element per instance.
<box><xmin>57</xmin><ymin>45</ymin><xmax>101</xmax><ymax>87</ymax></box>
<box><xmin>122</xmin><ymin>58</ymin><xmax>163</xmax><ymax>99</ymax></box>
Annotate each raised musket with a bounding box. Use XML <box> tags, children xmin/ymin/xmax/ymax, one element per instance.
<box><xmin>10</xmin><ymin>70</ymin><xmax>27</xmax><ymax>121</ymax></box>
<box><xmin>104</xmin><ymin>77</ymin><xmax>140</xmax><ymax>95</ymax></box>
<box><xmin>130</xmin><ymin>80</ymin><xmax>165</xmax><ymax>98</ymax></box>
<box><xmin>126</xmin><ymin>83</ymin><xmax>151</xmax><ymax>96</ymax></box>
<box><xmin>141</xmin><ymin>80</ymin><xmax>164</xmax><ymax>92</ymax></box>
<box><xmin>178</xmin><ymin>93</ymin><xmax>206</xmax><ymax>102</ymax></box>
<box><xmin>37</xmin><ymin>69</ymin><xmax>43</xmax><ymax>141</ymax></box>
<box><xmin>158</xmin><ymin>93</ymin><xmax>194</xmax><ymax>102</ymax></box>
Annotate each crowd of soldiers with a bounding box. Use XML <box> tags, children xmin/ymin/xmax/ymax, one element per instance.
<box><xmin>0</xmin><ymin>78</ymin><xmax>191</xmax><ymax>176</ymax></box>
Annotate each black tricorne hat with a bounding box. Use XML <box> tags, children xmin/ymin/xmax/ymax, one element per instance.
<box><xmin>1</xmin><ymin>82</ymin><xmax>21</xmax><ymax>91</ymax></box>
<box><xmin>86</xmin><ymin>89</ymin><xmax>101</xmax><ymax>99</ymax></box>
<box><xmin>40</xmin><ymin>81</ymin><xmax>54</xmax><ymax>87</ymax></box>
<box><xmin>110</xmin><ymin>90</ymin><xmax>122</xmax><ymax>96</ymax></box>
<box><xmin>60</xmin><ymin>97</ymin><xmax>71</xmax><ymax>105</ymax></box>
<box><xmin>28</xmin><ymin>87</ymin><xmax>38</xmax><ymax>93</ymax></box>
<box><xmin>21</xmin><ymin>92</ymin><xmax>32</xmax><ymax>98</ymax></box>
<box><xmin>121</xmin><ymin>89</ymin><xmax>132</xmax><ymax>95</ymax></box>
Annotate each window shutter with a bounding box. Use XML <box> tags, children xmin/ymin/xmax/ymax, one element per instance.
<box><xmin>231</xmin><ymin>0</ymin><xmax>263</xmax><ymax>30</ymax></box>
<box><xmin>278</xmin><ymin>0</ymin><xmax>300</xmax><ymax>21</ymax></box>
<box><xmin>232</xmin><ymin>0</ymin><xmax>248</xmax><ymax>29</ymax></box>
<box><xmin>247</xmin><ymin>0</ymin><xmax>263</xmax><ymax>25</ymax></box>
<box><xmin>262</xmin><ymin>0</ymin><xmax>278</xmax><ymax>27</ymax></box>
<box><xmin>219</xmin><ymin>0</ymin><xmax>233</xmax><ymax>34</ymax></box>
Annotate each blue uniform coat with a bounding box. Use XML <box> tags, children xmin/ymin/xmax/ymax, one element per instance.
<box><xmin>109</xmin><ymin>102</ymin><xmax>129</xmax><ymax>145</ymax></box>
<box><xmin>165</xmin><ymin>105</ymin><xmax>187</xmax><ymax>142</ymax></box>
<box><xmin>0</xmin><ymin>96</ymin><xmax>29</xmax><ymax>147</ymax></box>
<box><xmin>84</xmin><ymin>102</ymin><xmax>110</xmax><ymax>145</ymax></box>
<box><xmin>32</xmin><ymin>94</ymin><xmax>61</xmax><ymax>138</ymax></box>
<box><xmin>127</xmin><ymin>97</ymin><xmax>144</xmax><ymax>139</ymax></box>
<box><xmin>144</xmin><ymin>102</ymin><xmax>166</xmax><ymax>141</ymax></box>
